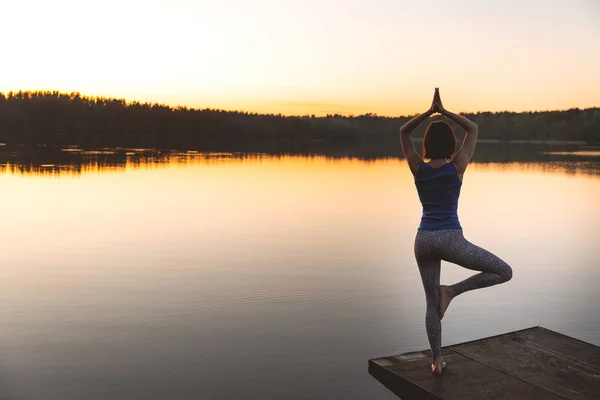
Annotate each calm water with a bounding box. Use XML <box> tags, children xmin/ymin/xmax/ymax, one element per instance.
<box><xmin>0</xmin><ymin>147</ymin><xmax>599</xmax><ymax>400</ymax></box>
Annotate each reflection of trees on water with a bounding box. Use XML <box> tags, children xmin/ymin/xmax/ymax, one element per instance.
<box><xmin>0</xmin><ymin>146</ymin><xmax>253</xmax><ymax>176</ymax></box>
<box><xmin>0</xmin><ymin>144</ymin><xmax>598</xmax><ymax>177</ymax></box>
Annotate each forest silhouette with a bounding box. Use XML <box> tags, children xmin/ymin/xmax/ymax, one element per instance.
<box><xmin>0</xmin><ymin>91</ymin><xmax>598</xmax><ymax>155</ymax></box>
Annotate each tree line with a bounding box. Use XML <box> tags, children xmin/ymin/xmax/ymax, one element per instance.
<box><xmin>0</xmin><ymin>91</ymin><xmax>598</xmax><ymax>153</ymax></box>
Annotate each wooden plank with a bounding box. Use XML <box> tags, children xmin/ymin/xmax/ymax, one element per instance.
<box><xmin>449</xmin><ymin>327</ymin><xmax>600</xmax><ymax>400</ymax></box>
<box><xmin>368</xmin><ymin>326</ymin><xmax>600</xmax><ymax>400</ymax></box>
<box><xmin>521</xmin><ymin>327</ymin><xmax>600</xmax><ymax>369</ymax></box>
<box><xmin>368</xmin><ymin>349</ymin><xmax>565</xmax><ymax>400</ymax></box>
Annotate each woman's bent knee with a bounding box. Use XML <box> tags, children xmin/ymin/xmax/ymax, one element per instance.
<box><xmin>502</xmin><ymin>263</ymin><xmax>513</xmax><ymax>282</ymax></box>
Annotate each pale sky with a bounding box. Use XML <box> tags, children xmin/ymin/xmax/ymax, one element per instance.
<box><xmin>0</xmin><ymin>0</ymin><xmax>598</xmax><ymax>116</ymax></box>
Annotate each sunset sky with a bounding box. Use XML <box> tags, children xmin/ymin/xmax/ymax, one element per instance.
<box><xmin>1</xmin><ymin>0</ymin><xmax>598</xmax><ymax>116</ymax></box>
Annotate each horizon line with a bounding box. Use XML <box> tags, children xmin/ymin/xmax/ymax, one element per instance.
<box><xmin>1</xmin><ymin>89</ymin><xmax>598</xmax><ymax>119</ymax></box>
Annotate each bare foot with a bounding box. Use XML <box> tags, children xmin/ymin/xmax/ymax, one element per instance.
<box><xmin>439</xmin><ymin>285</ymin><xmax>454</xmax><ymax>319</ymax></box>
<box><xmin>431</xmin><ymin>358</ymin><xmax>446</xmax><ymax>374</ymax></box>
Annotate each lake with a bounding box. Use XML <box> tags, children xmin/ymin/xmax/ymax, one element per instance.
<box><xmin>0</xmin><ymin>144</ymin><xmax>598</xmax><ymax>399</ymax></box>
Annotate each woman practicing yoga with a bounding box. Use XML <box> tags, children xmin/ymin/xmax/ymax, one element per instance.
<box><xmin>399</xmin><ymin>88</ymin><xmax>513</xmax><ymax>375</ymax></box>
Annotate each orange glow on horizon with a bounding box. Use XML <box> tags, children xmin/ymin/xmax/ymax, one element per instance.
<box><xmin>2</xmin><ymin>88</ymin><xmax>598</xmax><ymax>118</ymax></box>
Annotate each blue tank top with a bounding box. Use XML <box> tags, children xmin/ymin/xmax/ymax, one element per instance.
<box><xmin>414</xmin><ymin>162</ymin><xmax>462</xmax><ymax>230</ymax></box>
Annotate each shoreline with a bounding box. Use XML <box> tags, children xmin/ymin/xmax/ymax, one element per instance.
<box><xmin>410</xmin><ymin>138</ymin><xmax>588</xmax><ymax>145</ymax></box>
<box><xmin>477</xmin><ymin>139</ymin><xmax>587</xmax><ymax>145</ymax></box>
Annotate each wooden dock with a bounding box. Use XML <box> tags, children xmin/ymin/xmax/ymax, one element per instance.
<box><xmin>368</xmin><ymin>326</ymin><xmax>600</xmax><ymax>400</ymax></box>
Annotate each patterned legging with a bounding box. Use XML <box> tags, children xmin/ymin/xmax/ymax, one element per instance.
<box><xmin>414</xmin><ymin>229</ymin><xmax>513</xmax><ymax>358</ymax></box>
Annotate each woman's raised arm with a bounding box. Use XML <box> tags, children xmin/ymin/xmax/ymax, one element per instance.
<box><xmin>442</xmin><ymin>108</ymin><xmax>478</xmax><ymax>173</ymax></box>
<box><xmin>434</xmin><ymin>89</ymin><xmax>478</xmax><ymax>173</ymax></box>
<box><xmin>399</xmin><ymin>89</ymin><xmax>438</xmax><ymax>175</ymax></box>
<box><xmin>399</xmin><ymin>110</ymin><xmax>431</xmax><ymax>175</ymax></box>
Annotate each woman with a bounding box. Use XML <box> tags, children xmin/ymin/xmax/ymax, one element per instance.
<box><xmin>399</xmin><ymin>88</ymin><xmax>513</xmax><ymax>375</ymax></box>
